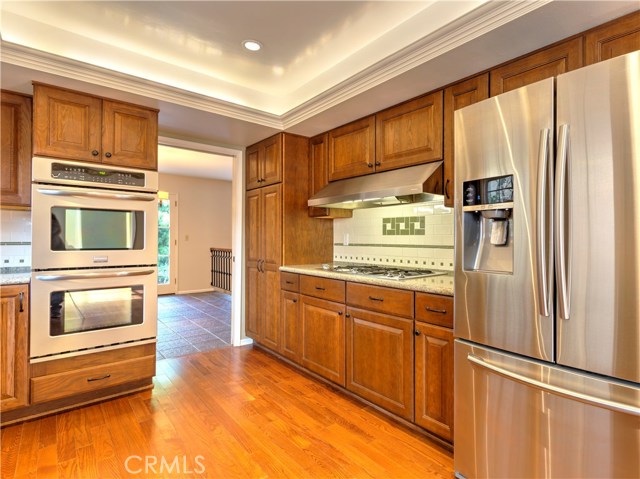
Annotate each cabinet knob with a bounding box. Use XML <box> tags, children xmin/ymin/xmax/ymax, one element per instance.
<box><xmin>375</xmin><ymin>161</ymin><xmax>381</xmax><ymax>166</ymax></box>
<box><xmin>338</xmin><ymin>311</ymin><xmax>343</xmax><ymax>316</ymax></box>
<box><xmin>105</xmin><ymin>152</ymin><xmax>112</xmax><ymax>158</ymax></box>
<box><xmin>367</xmin><ymin>163</ymin><xmax>373</xmax><ymax>168</ymax></box>
<box><xmin>91</xmin><ymin>150</ymin><xmax>99</xmax><ymax>156</ymax></box>
<box><xmin>292</xmin><ymin>298</ymin><xmax>298</xmax><ymax>303</ymax></box>
<box><xmin>414</xmin><ymin>330</ymin><xmax>421</xmax><ymax>336</ymax></box>
<box><xmin>345</xmin><ymin>312</ymin><xmax>350</xmax><ymax>318</ymax></box>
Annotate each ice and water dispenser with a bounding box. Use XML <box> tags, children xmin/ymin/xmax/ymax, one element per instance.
<box><xmin>462</xmin><ymin>175</ymin><xmax>513</xmax><ymax>273</ymax></box>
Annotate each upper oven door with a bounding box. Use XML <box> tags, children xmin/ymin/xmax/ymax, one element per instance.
<box><xmin>31</xmin><ymin>184</ymin><xmax>158</xmax><ymax>270</ymax></box>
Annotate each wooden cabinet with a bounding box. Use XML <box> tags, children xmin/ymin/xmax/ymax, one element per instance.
<box><xmin>414</xmin><ymin>322</ymin><xmax>453</xmax><ymax>442</ymax></box>
<box><xmin>490</xmin><ymin>38</ymin><xmax>583</xmax><ymax>96</ymax></box>
<box><xmin>1</xmin><ymin>91</ymin><xmax>32</xmax><ymax>208</ymax></box>
<box><xmin>245</xmin><ymin>133</ymin><xmax>333</xmax><ymax>349</ymax></box>
<box><xmin>33</xmin><ymin>83</ymin><xmax>158</xmax><ymax>170</ymax></box>
<box><xmin>281</xmin><ymin>290</ymin><xmax>301</xmax><ymax>363</ymax></box>
<box><xmin>346</xmin><ymin>282</ymin><xmax>413</xmax><ymax>319</ymax></box>
<box><xmin>300</xmin><ymin>295</ymin><xmax>346</xmax><ymax>386</ymax></box>
<box><xmin>308</xmin><ymin>133</ymin><xmax>351</xmax><ymax>218</ymax></box>
<box><xmin>443</xmin><ymin>74</ymin><xmax>489</xmax><ymax>207</ymax></box>
<box><xmin>245</xmin><ymin>184</ymin><xmax>282</xmax><ymax>348</ymax></box>
<box><xmin>328</xmin><ymin>115</ymin><xmax>376</xmax><ymax>181</ymax></box>
<box><xmin>300</xmin><ymin>275</ymin><xmax>345</xmax><ymax>304</ymax></box>
<box><xmin>584</xmin><ymin>10</ymin><xmax>640</xmax><ymax>65</ymax></box>
<box><xmin>246</xmin><ymin>134</ymin><xmax>282</xmax><ymax>190</ymax></box>
<box><xmin>414</xmin><ymin>293</ymin><xmax>454</xmax><ymax>442</ymax></box>
<box><xmin>0</xmin><ymin>285</ymin><xmax>29</xmax><ymax>412</ymax></box>
<box><xmin>346</xmin><ymin>307</ymin><xmax>414</xmax><ymax>420</ymax></box>
<box><xmin>375</xmin><ymin>91</ymin><xmax>443</xmax><ymax>173</ymax></box>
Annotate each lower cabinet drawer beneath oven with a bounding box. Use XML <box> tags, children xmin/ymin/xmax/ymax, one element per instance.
<box><xmin>31</xmin><ymin>355</ymin><xmax>156</xmax><ymax>404</ymax></box>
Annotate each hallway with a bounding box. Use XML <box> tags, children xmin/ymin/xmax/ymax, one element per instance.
<box><xmin>156</xmin><ymin>291</ymin><xmax>231</xmax><ymax>360</ymax></box>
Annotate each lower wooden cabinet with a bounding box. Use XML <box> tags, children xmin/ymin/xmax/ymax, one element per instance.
<box><xmin>300</xmin><ymin>295</ymin><xmax>346</xmax><ymax>386</ymax></box>
<box><xmin>346</xmin><ymin>307</ymin><xmax>414</xmax><ymax>420</ymax></box>
<box><xmin>280</xmin><ymin>290</ymin><xmax>301</xmax><ymax>363</ymax></box>
<box><xmin>0</xmin><ymin>284</ymin><xmax>29</xmax><ymax>412</ymax></box>
<box><xmin>414</xmin><ymin>321</ymin><xmax>454</xmax><ymax>442</ymax></box>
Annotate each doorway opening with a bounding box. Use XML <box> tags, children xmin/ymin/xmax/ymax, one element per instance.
<box><xmin>158</xmin><ymin>192</ymin><xmax>178</xmax><ymax>295</ymax></box>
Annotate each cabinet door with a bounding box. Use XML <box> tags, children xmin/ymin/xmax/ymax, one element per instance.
<box><xmin>585</xmin><ymin>11</ymin><xmax>640</xmax><ymax>65</ymax></box>
<box><xmin>245</xmin><ymin>143</ymin><xmax>261</xmax><ymax>190</ymax></box>
<box><xmin>33</xmin><ymin>84</ymin><xmax>102</xmax><ymax>162</ymax></box>
<box><xmin>245</xmin><ymin>189</ymin><xmax>262</xmax><ymax>340</ymax></box>
<box><xmin>300</xmin><ymin>295</ymin><xmax>345</xmax><ymax>386</ymax></box>
<box><xmin>308</xmin><ymin>133</ymin><xmax>330</xmax><ymax>218</ymax></box>
<box><xmin>262</xmin><ymin>184</ymin><xmax>282</xmax><ymax>269</ymax></box>
<box><xmin>443</xmin><ymin>74</ymin><xmax>489</xmax><ymax>207</ymax></box>
<box><xmin>346</xmin><ymin>307</ymin><xmax>414</xmax><ymax>420</ymax></box>
<box><xmin>490</xmin><ymin>38</ymin><xmax>583</xmax><ymax>96</ymax></box>
<box><xmin>1</xmin><ymin>91</ymin><xmax>32</xmax><ymax>207</ymax></box>
<box><xmin>328</xmin><ymin>116</ymin><xmax>376</xmax><ymax>181</ymax></box>
<box><xmin>0</xmin><ymin>285</ymin><xmax>29</xmax><ymax>412</ymax></box>
<box><xmin>261</xmin><ymin>266</ymin><xmax>280</xmax><ymax>351</ymax></box>
<box><xmin>102</xmin><ymin>100</ymin><xmax>158</xmax><ymax>170</ymax></box>
<box><xmin>415</xmin><ymin>322</ymin><xmax>453</xmax><ymax>442</ymax></box>
<box><xmin>260</xmin><ymin>134</ymin><xmax>282</xmax><ymax>187</ymax></box>
<box><xmin>375</xmin><ymin>91</ymin><xmax>443</xmax><ymax>172</ymax></box>
<box><xmin>280</xmin><ymin>291</ymin><xmax>301</xmax><ymax>362</ymax></box>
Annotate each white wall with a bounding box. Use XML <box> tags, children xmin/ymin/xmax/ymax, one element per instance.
<box><xmin>159</xmin><ymin>173</ymin><xmax>232</xmax><ymax>293</ymax></box>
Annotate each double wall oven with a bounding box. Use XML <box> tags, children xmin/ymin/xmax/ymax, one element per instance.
<box><xmin>31</xmin><ymin>157</ymin><xmax>158</xmax><ymax>361</ymax></box>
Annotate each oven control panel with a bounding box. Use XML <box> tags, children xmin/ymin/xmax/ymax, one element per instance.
<box><xmin>51</xmin><ymin>163</ymin><xmax>146</xmax><ymax>187</ymax></box>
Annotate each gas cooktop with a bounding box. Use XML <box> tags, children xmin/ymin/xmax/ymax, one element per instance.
<box><xmin>323</xmin><ymin>263</ymin><xmax>446</xmax><ymax>280</ymax></box>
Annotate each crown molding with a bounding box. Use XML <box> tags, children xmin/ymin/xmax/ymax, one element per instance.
<box><xmin>1</xmin><ymin>0</ymin><xmax>548</xmax><ymax>132</ymax></box>
<box><xmin>281</xmin><ymin>0</ymin><xmax>551</xmax><ymax>128</ymax></box>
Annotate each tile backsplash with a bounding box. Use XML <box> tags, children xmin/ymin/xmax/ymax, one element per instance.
<box><xmin>0</xmin><ymin>210</ymin><xmax>32</xmax><ymax>268</ymax></box>
<box><xmin>333</xmin><ymin>199</ymin><xmax>454</xmax><ymax>271</ymax></box>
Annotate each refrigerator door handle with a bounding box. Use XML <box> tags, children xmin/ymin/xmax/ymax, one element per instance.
<box><xmin>467</xmin><ymin>353</ymin><xmax>640</xmax><ymax>416</ymax></box>
<box><xmin>555</xmin><ymin>124</ymin><xmax>571</xmax><ymax>320</ymax></box>
<box><xmin>536</xmin><ymin>128</ymin><xmax>553</xmax><ymax>317</ymax></box>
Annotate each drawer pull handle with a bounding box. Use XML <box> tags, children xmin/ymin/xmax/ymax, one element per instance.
<box><xmin>425</xmin><ymin>306</ymin><xmax>447</xmax><ymax>314</ymax></box>
<box><xmin>286</xmin><ymin>281</ymin><xmax>294</xmax><ymax>284</ymax></box>
<box><xmin>368</xmin><ymin>296</ymin><xmax>384</xmax><ymax>302</ymax></box>
<box><xmin>19</xmin><ymin>292</ymin><xmax>24</xmax><ymax>312</ymax></box>
<box><xmin>315</xmin><ymin>286</ymin><xmax>325</xmax><ymax>291</ymax></box>
<box><xmin>87</xmin><ymin>374</ymin><xmax>111</xmax><ymax>382</ymax></box>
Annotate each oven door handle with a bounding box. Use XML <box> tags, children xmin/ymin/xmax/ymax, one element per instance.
<box><xmin>36</xmin><ymin>188</ymin><xmax>156</xmax><ymax>202</ymax></box>
<box><xmin>36</xmin><ymin>269</ymin><xmax>156</xmax><ymax>281</ymax></box>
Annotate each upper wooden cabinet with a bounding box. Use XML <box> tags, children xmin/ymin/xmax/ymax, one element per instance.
<box><xmin>246</xmin><ymin>134</ymin><xmax>282</xmax><ymax>190</ymax></box>
<box><xmin>490</xmin><ymin>38</ymin><xmax>583</xmax><ymax>96</ymax></box>
<box><xmin>308</xmin><ymin>133</ymin><xmax>351</xmax><ymax>219</ymax></box>
<box><xmin>584</xmin><ymin>10</ymin><xmax>640</xmax><ymax>65</ymax></box>
<box><xmin>443</xmin><ymin>74</ymin><xmax>489</xmax><ymax>207</ymax></box>
<box><xmin>1</xmin><ymin>284</ymin><xmax>29</xmax><ymax>412</ymax></box>
<box><xmin>376</xmin><ymin>91</ymin><xmax>443</xmax><ymax>172</ymax></box>
<box><xmin>1</xmin><ymin>91</ymin><xmax>32</xmax><ymax>208</ymax></box>
<box><xmin>33</xmin><ymin>83</ymin><xmax>158</xmax><ymax>170</ymax></box>
<box><xmin>328</xmin><ymin>115</ymin><xmax>376</xmax><ymax>181</ymax></box>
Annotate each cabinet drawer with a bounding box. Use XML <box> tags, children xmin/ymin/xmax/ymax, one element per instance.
<box><xmin>415</xmin><ymin>293</ymin><xmax>453</xmax><ymax>328</ymax></box>
<box><xmin>31</xmin><ymin>355</ymin><xmax>156</xmax><ymax>404</ymax></box>
<box><xmin>346</xmin><ymin>282</ymin><xmax>414</xmax><ymax>319</ymax></box>
<box><xmin>300</xmin><ymin>275</ymin><xmax>345</xmax><ymax>303</ymax></box>
<box><xmin>280</xmin><ymin>272</ymin><xmax>300</xmax><ymax>292</ymax></box>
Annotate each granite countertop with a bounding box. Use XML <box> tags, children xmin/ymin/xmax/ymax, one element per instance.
<box><xmin>280</xmin><ymin>264</ymin><xmax>454</xmax><ymax>296</ymax></box>
<box><xmin>0</xmin><ymin>267</ymin><xmax>31</xmax><ymax>285</ymax></box>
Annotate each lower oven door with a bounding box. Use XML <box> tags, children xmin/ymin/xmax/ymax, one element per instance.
<box><xmin>30</xmin><ymin>266</ymin><xmax>157</xmax><ymax>360</ymax></box>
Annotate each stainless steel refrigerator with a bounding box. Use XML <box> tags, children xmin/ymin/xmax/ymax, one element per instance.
<box><xmin>453</xmin><ymin>51</ymin><xmax>640</xmax><ymax>479</ymax></box>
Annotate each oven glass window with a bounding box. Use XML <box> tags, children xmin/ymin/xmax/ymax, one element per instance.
<box><xmin>50</xmin><ymin>286</ymin><xmax>144</xmax><ymax>336</ymax></box>
<box><xmin>51</xmin><ymin>207</ymin><xmax>145</xmax><ymax>251</ymax></box>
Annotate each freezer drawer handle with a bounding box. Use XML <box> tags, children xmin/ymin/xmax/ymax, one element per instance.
<box><xmin>36</xmin><ymin>188</ymin><xmax>156</xmax><ymax>202</ymax></box>
<box><xmin>467</xmin><ymin>354</ymin><xmax>640</xmax><ymax>416</ymax></box>
<box><xmin>36</xmin><ymin>270</ymin><xmax>155</xmax><ymax>281</ymax></box>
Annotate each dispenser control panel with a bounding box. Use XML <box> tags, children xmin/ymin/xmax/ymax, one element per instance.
<box><xmin>463</xmin><ymin>174</ymin><xmax>513</xmax><ymax>207</ymax></box>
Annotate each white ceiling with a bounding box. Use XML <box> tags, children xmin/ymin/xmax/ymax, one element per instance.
<box><xmin>1</xmin><ymin>1</ymin><xmax>638</xmax><ymax>179</ymax></box>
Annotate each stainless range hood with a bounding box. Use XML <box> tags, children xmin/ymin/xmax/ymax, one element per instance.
<box><xmin>308</xmin><ymin>162</ymin><xmax>444</xmax><ymax>209</ymax></box>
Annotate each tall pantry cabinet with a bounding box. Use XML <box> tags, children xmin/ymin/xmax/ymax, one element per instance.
<box><xmin>245</xmin><ymin>133</ymin><xmax>333</xmax><ymax>349</ymax></box>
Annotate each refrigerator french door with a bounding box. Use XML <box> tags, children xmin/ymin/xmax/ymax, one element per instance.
<box><xmin>454</xmin><ymin>51</ymin><xmax>640</xmax><ymax>479</ymax></box>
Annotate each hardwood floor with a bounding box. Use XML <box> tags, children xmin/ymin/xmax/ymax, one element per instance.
<box><xmin>1</xmin><ymin>347</ymin><xmax>453</xmax><ymax>478</ymax></box>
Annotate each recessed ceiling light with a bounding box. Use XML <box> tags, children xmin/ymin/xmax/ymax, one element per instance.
<box><xmin>242</xmin><ymin>40</ymin><xmax>262</xmax><ymax>52</ymax></box>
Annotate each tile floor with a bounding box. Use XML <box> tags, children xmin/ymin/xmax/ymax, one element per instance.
<box><xmin>156</xmin><ymin>291</ymin><xmax>232</xmax><ymax>360</ymax></box>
